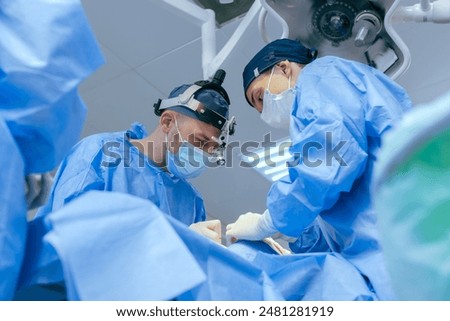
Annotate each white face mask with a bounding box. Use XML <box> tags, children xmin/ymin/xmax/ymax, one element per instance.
<box><xmin>261</xmin><ymin>66</ymin><xmax>295</xmax><ymax>129</ymax></box>
<box><xmin>165</xmin><ymin>119</ymin><xmax>208</xmax><ymax>179</ymax></box>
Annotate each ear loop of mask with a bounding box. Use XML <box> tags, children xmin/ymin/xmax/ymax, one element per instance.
<box><xmin>266</xmin><ymin>65</ymin><xmax>291</xmax><ymax>94</ymax></box>
<box><xmin>164</xmin><ymin>117</ymin><xmax>183</xmax><ymax>151</ymax></box>
<box><xmin>164</xmin><ymin>132</ymin><xmax>170</xmax><ymax>170</ymax></box>
<box><xmin>266</xmin><ymin>66</ymin><xmax>275</xmax><ymax>93</ymax></box>
<box><xmin>164</xmin><ymin>117</ymin><xmax>180</xmax><ymax>170</ymax></box>
<box><xmin>174</xmin><ymin>117</ymin><xmax>185</xmax><ymax>143</ymax></box>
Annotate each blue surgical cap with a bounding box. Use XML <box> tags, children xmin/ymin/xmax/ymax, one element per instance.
<box><xmin>166</xmin><ymin>84</ymin><xmax>229</xmax><ymax>124</ymax></box>
<box><xmin>242</xmin><ymin>38</ymin><xmax>317</xmax><ymax>104</ymax></box>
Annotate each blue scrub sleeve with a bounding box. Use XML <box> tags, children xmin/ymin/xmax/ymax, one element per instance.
<box><xmin>267</xmin><ymin>69</ymin><xmax>369</xmax><ymax>237</ymax></box>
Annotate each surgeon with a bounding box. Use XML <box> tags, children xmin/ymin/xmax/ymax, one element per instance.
<box><xmin>226</xmin><ymin>38</ymin><xmax>412</xmax><ymax>299</ymax></box>
<box><xmin>36</xmin><ymin>70</ymin><xmax>235</xmax><ymax>243</ymax></box>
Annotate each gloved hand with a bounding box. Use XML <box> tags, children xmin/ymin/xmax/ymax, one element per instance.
<box><xmin>189</xmin><ymin>219</ymin><xmax>222</xmax><ymax>244</ymax></box>
<box><xmin>226</xmin><ymin>210</ymin><xmax>278</xmax><ymax>242</ymax></box>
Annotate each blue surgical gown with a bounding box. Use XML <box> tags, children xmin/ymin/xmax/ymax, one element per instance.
<box><xmin>267</xmin><ymin>56</ymin><xmax>412</xmax><ymax>300</ymax></box>
<box><xmin>0</xmin><ymin>0</ymin><xmax>103</xmax><ymax>299</ymax></box>
<box><xmin>36</xmin><ymin>123</ymin><xmax>206</xmax><ymax>226</ymax></box>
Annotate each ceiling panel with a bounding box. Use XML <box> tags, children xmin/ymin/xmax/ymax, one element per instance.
<box><xmin>410</xmin><ymin>77</ymin><xmax>450</xmax><ymax>106</ymax></box>
<box><xmin>81</xmin><ymin>0</ymin><xmax>201</xmax><ymax>68</ymax></box>
<box><xmin>136</xmin><ymin>38</ymin><xmax>203</xmax><ymax>96</ymax></box>
<box><xmin>81</xmin><ymin>70</ymin><xmax>162</xmax><ymax>137</ymax></box>
<box><xmin>79</xmin><ymin>43</ymin><xmax>129</xmax><ymax>95</ymax></box>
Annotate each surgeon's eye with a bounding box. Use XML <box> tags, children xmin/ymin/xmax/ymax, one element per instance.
<box><xmin>201</xmin><ymin>141</ymin><xmax>219</xmax><ymax>155</ymax></box>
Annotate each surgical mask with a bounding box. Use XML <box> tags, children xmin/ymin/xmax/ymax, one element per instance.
<box><xmin>165</xmin><ymin>119</ymin><xmax>208</xmax><ymax>179</ymax></box>
<box><xmin>261</xmin><ymin>67</ymin><xmax>295</xmax><ymax>129</ymax></box>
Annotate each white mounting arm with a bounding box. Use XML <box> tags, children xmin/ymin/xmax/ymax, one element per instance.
<box><xmin>387</xmin><ymin>0</ymin><xmax>450</xmax><ymax>79</ymax></box>
<box><xmin>393</xmin><ymin>0</ymin><xmax>450</xmax><ymax>23</ymax></box>
<box><xmin>385</xmin><ymin>0</ymin><xmax>412</xmax><ymax>80</ymax></box>
<box><xmin>209</xmin><ymin>1</ymin><xmax>261</xmax><ymax>78</ymax></box>
<box><xmin>158</xmin><ymin>0</ymin><xmax>262</xmax><ymax>79</ymax></box>
<box><xmin>258</xmin><ymin>0</ymin><xmax>289</xmax><ymax>43</ymax></box>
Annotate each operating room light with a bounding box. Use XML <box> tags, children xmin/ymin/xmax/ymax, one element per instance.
<box><xmin>241</xmin><ymin>136</ymin><xmax>292</xmax><ymax>182</ymax></box>
<box><xmin>192</xmin><ymin>0</ymin><xmax>255</xmax><ymax>26</ymax></box>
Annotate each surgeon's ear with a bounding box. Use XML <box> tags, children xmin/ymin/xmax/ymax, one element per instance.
<box><xmin>276</xmin><ymin>60</ymin><xmax>292</xmax><ymax>77</ymax></box>
<box><xmin>160</xmin><ymin>111</ymin><xmax>174</xmax><ymax>134</ymax></box>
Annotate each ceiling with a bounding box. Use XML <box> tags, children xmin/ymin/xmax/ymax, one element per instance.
<box><xmin>78</xmin><ymin>0</ymin><xmax>450</xmax><ymax>225</ymax></box>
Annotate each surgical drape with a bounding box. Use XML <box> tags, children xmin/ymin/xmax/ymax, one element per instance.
<box><xmin>19</xmin><ymin>191</ymin><xmax>376</xmax><ymax>300</ymax></box>
<box><xmin>373</xmin><ymin>91</ymin><xmax>450</xmax><ymax>300</ymax></box>
<box><xmin>20</xmin><ymin>192</ymin><xmax>207</xmax><ymax>300</ymax></box>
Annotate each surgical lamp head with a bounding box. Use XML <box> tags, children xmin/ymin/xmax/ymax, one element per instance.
<box><xmin>154</xmin><ymin>69</ymin><xmax>236</xmax><ymax>166</ymax></box>
<box><xmin>242</xmin><ymin>38</ymin><xmax>317</xmax><ymax>106</ymax></box>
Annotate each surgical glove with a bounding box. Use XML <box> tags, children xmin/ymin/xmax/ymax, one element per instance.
<box><xmin>226</xmin><ymin>210</ymin><xmax>277</xmax><ymax>242</ymax></box>
<box><xmin>189</xmin><ymin>219</ymin><xmax>222</xmax><ymax>244</ymax></box>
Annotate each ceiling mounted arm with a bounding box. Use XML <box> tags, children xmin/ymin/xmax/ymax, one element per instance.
<box><xmin>158</xmin><ymin>0</ymin><xmax>262</xmax><ymax>79</ymax></box>
<box><xmin>393</xmin><ymin>0</ymin><xmax>450</xmax><ymax>23</ymax></box>
<box><xmin>258</xmin><ymin>0</ymin><xmax>289</xmax><ymax>43</ymax></box>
